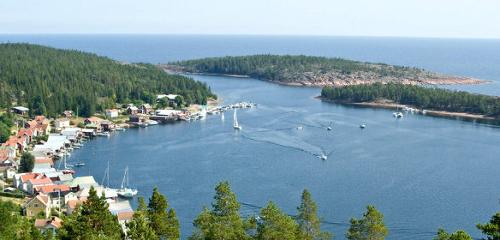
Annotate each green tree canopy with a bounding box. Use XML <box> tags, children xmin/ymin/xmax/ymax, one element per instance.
<box><xmin>256</xmin><ymin>201</ymin><xmax>299</xmax><ymax>240</ymax></box>
<box><xmin>0</xmin><ymin>200</ymin><xmax>42</xmax><ymax>240</ymax></box>
<box><xmin>127</xmin><ymin>197</ymin><xmax>159</xmax><ymax>240</ymax></box>
<box><xmin>477</xmin><ymin>211</ymin><xmax>500</xmax><ymax>240</ymax></box>
<box><xmin>434</xmin><ymin>228</ymin><xmax>473</xmax><ymax>240</ymax></box>
<box><xmin>19</xmin><ymin>152</ymin><xmax>35</xmax><ymax>173</ymax></box>
<box><xmin>147</xmin><ymin>187</ymin><xmax>180</xmax><ymax>240</ymax></box>
<box><xmin>58</xmin><ymin>186</ymin><xmax>123</xmax><ymax>240</ymax></box>
<box><xmin>346</xmin><ymin>205</ymin><xmax>388</xmax><ymax>240</ymax></box>
<box><xmin>296</xmin><ymin>189</ymin><xmax>332</xmax><ymax>240</ymax></box>
<box><xmin>190</xmin><ymin>181</ymin><xmax>249</xmax><ymax>240</ymax></box>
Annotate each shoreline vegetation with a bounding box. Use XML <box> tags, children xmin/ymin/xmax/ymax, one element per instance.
<box><xmin>320</xmin><ymin>83</ymin><xmax>500</xmax><ymax>121</ymax></box>
<box><xmin>163</xmin><ymin>55</ymin><xmax>486</xmax><ymax>87</ymax></box>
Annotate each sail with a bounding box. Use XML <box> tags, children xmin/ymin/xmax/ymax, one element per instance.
<box><xmin>233</xmin><ymin>109</ymin><xmax>238</xmax><ymax>127</ymax></box>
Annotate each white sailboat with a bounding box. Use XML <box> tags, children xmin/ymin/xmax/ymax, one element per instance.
<box><xmin>233</xmin><ymin>109</ymin><xmax>242</xmax><ymax>130</ymax></box>
<box><xmin>117</xmin><ymin>166</ymin><xmax>138</xmax><ymax>198</ymax></box>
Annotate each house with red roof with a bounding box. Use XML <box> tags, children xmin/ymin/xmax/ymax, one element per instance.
<box><xmin>34</xmin><ymin>216</ymin><xmax>63</xmax><ymax>234</ymax></box>
<box><xmin>27</xmin><ymin>177</ymin><xmax>53</xmax><ymax>195</ymax></box>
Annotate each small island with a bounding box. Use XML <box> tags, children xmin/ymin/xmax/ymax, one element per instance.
<box><xmin>321</xmin><ymin>83</ymin><xmax>500</xmax><ymax>120</ymax></box>
<box><xmin>164</xmin><ymin>55</ymin><xmax>485</xmax><ymax>87</ymax></box>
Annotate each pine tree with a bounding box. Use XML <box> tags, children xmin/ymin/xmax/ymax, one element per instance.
<box><xmin>477</xmin><ymin>211</ymin><xmax>500</xmax><ymax>240</ymax></box>
<box><xmin>434</xmin><ymin>228</ymin><xmax>473</xmax><ymax>240</ymax></box>
<box><xmin>296</xmin><ymin>189</ymin><xmax>332</xmax><ymax>240</ymax></box>
<box><xmin>58</xmin><ymin>187</ymin><xmax>123</xmax><ymax>240</ymax></box>
<box><xmin>346</xmin><ymin>205</ymin><xmax>388</xmax><ymax>240</ymax></box>
<box><xmin>147</xmin><ymin>187</ymin><xmax>180</xmax><ymax>240</ymax></box>
<box><xmin>19</xmin><ymin>152</ymin><xmax>35</xmax><ymax>173</ymax></box>
<box><xmin>256</xmin><ymin>201</ymin><xmax>298</xmax><ymax>240</ymax></box>
<box><xmin>127</xmin><ymin>197</ymin><xmax>158</xmax><ymax>240</ymax></box>
<box><xmin>191</xmin><ymin>181</ymin><xmax>249</xmax><ymax>240</ymax></box>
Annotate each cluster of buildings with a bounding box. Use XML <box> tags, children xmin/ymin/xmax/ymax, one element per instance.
<box><xmin>1</xmin><ymin>108</ymin><xmax>135</xmax><ymax>235</ymax></box>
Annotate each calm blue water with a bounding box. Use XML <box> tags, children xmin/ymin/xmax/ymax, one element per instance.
<box><xmin>1</xmin><ymin>35</ymin><xmax>499</xmax><ymax>239</ymax></box>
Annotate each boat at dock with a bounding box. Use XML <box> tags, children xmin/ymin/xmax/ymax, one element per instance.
<box><xmin>117</xmin><ymin>166</ymin><xmax>138</xmax><ymax>198</ymax></box>
<box><xmin>96</xmin><ymin>131</ymin><xmax>111</xmax><ymax>137</ymax></box>
<box><xmin>74</xmin><ymin>162</ymin><xmax>85</xmax><ymax>167</ymax></box>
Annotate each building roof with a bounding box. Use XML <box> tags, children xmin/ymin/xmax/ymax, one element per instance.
<box><xmin>26</xmin><ymin>194</ymin><xmax>49</xmax><ymax>207</ymax></box>
<box><xmin>69</xmin><ymin>176</ymin><xmax>98</xmax><ymax>188</ymax></box>
<box><xmin>67</xmin><ymin>199</ymin><xmax>85</xmax><ymax>210</ymax></box>
<box><xmin>12</xmin><ymin>106</ymin><xmax>29</xmax><ymax>111</ymax></box>
<box><xmin>35</xmin><ymin>157</ymin><xmax>54</xmax><ymax>165</ymax></box>
<box><xmin>85</xmin><ymin>117</ymin><xmax>104</xmax><ymax>122</ymax></box>
<box><xmin>21</xmin><ymin>173</ymin><xmax>41</xmax><ymax>183</ymax></box>
<box><xmin>28</xmin><ymin>177</ymin><xmax>52</xmax><ymax>186</ymax></box>
<box><xmin>108</xmin><ymin>200</ymin><xmax>133</xmax><ymax>215</ymax></box>
<box><xmin>35</xmin><ymin>184</ymin><xmax>70</xmax><ymax>194</ymax></box>
<box><xmin>34</xmin><ymin>217</ymin><xmax>63</xmax><ymax>229</ymax></box>
<box><xmin>117</xmin><ymin>211</ymin><xmax>134</xmax><ymax>222</ymax></box>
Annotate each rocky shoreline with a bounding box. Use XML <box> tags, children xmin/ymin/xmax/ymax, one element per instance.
<box><xmin>160</xmin><ymin>65</ymin><xmax>486</xmax><ymax>88</ymax></box>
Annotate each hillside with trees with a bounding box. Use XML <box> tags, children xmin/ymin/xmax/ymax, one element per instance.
<box><xmin>165</xmin><ymin>55</ymin><xmax>482</xmax><ymax>87</ymax></box>
<box><xmin>321</xmin><ymin>83</ymin><xmax>500</xmax><ymax>118</ymax></box>
<box><xmin>0</xmin><ymin>43</ymin><xmax>216</xmax><ymax>117</ymax></box>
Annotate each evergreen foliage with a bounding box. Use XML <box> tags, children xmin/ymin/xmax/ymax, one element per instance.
<box><xmin>321</xmin><ymin>83</ymin><xmax>500</xmax><ymax>117</ymax></box>
<box><xmin>346</xmin><ymin>205</ymin><xmax>388</xmax><ymax>240</ymax></box>
<box><xmin>0</xmin><ymin>43</ymin><xmax>215</xmax><ymax>117</ymax></box>
<box><xmin>255</xmin><ymin>201</ymin><xmax>299</xmax><ymax>240</ymax></box>
<box><xmin>172</xmin><ymin>55</ymin><xmax>440</xmax><ymax>83</ymax></box>
<box><xmin>434</xmin><ymin>229</ymin><xmax>473</xmax><ymax>240</ymax></box>
<box><xmin>19</xmin><ymin>152</ymin><xmax>35</xmax><ymax>173</ymax></box>
<box><xmin>127</xmin><ymin>197</ymin><xmax>159</xmax><ymax>240</ymax></box>
<box><xmin>147</xmin><ymin>187</ymin><xmax>180</xmax><ymax>240</ymax></box>
<box><xmin>58</xmin><ymin>186</ymin><xmax>123</xmax><ymax>240</ymax></box>
<box><xmin>0</xmin><ymin>199</ymin><xmax>42</xmax><ymax>240</ymax></box>
<box><xmin>296</xmin><ymin>189</ymin><xmax>332</xmax><ymax>240</ymax></box>
<box><xmin>190</xmin><ymin>181</ymin><xmax>250</xmax><ymax>240</ymax></box>
<box><xmin>477</xmin><ymin>212</ymin><xmax>500</xmax><ymax>240</ymax></box>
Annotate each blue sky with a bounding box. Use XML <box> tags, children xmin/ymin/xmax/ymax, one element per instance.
<box><xmin>1</xmin><ymin>0</ymin><xmax>500</xmax><ymax>38</ymax></box>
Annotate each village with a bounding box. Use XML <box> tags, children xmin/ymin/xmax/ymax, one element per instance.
<box><xmin>0</xmin><ymin>93</ymin><xmax>256</xmax><ymax>236</ymax></box>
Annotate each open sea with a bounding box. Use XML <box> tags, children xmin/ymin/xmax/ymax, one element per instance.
<box><xmin>1</xmin><ymin>35</ymin><xmax>499</xmax><ymax>239</ymax></box>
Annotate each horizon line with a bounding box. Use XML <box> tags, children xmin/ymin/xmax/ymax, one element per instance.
<box><xmin>1</xmin><ymin>33</ymin><xmax>500</xmax><ymax>41</ymax></box>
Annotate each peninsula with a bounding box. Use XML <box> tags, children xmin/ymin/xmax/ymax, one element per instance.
<box><xmin>163</xmin><ymin>55</ymin><xmax>484</xmax><ymax>87</ymax></box>
<box><xmin>321</xmin><ymin>83</ymin><xmax>500</xmax><ymax>120</ymax></box>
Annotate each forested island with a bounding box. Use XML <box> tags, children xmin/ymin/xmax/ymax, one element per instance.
<box><xmin>0</xmin><ymin>43</ymin><xmax>215</xmax><ymax>117</ymax></box>
<box><xmin>164</xmin><ymin>55</ymin><xmax>483</xmax><ymax>87</ymax></box>
<box><xmin>321</xmin><ymin>83</ymin><xmax>500</xmax><ymax>119</ymax></box>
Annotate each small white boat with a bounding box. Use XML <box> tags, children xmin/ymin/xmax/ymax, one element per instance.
<box><xmin>148</xmin><ymin>120</ymin><xmax>159</xmax><ymax>125</ymax></box>
<box><xmin>393</xmin><ymin>112</ymin><xmax>404</xmax><ymax>118</ymax></box>
<box><xmin>117</xmin><ymin>166</ymin><xmax>138</xmax><ymax>198</ymax></box>
<box><xmin>115</xmin><ymin>127</ymin><xmax>126</xmax><ymax>131</ymax></box>
<box><xmin>360</xmin><ymin>124</ymin><xmax>366</xmax><ymax>129</ymax></box>
<box><xmin>74</xmin><ymin>162</ymin><xmax>85</xmax><ymax>167</ymax></box>
<box><xmin>319</xmin><ymin>153</ymin><xmax>327</xmax><ymax>160</ymax></box>
<box><xmin>97</xmin><ymin>132</ymin><xmax>111</xmax><ymax>137</ymax></box>
<box><xmin>233</xmin><ymin>109</ymin><xmax>242</xmax><ymax>130</ymax></box>
<box><xmin>297</xmin><ymin>126</ymin><xmax>303</xmax><ymax>130</ymax></box>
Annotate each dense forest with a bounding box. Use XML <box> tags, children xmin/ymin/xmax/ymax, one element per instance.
<box><xmin>0</xmin><ymin>43</ymin><xmax>216</xmax><ymax>117</ymax></box>
<box><xmin>321</xmin><ymin>83</ymin><xmax>500</xmax><ymax>118</ymax></box>
<box><xmin>167</xmin><ymin>55</ymin><xmax>478</xmax><ymax>86</ymax></box>
<box><xmin>2</xmin><ymin>181</ymin><xmax>499</xmax><ymax>240</ymax></box>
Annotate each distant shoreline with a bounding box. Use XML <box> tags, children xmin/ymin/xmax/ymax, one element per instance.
<box><xmin>317</xmin><ymin>96</ymin><xmax>497</xmax><ymax>121</ymax></box>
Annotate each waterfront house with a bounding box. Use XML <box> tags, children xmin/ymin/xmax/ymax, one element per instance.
<box><xmin>34</xmin><ymin>217</ymin><xmax>62</xmax><ymax>235</ymax></box>
<box><xmin>100</xmin><ymin>120</ymin><xmax>116</xmax><ymax>132</ymax></box>
<box><xmin>11</xmin><ymin>106</ymin><xmax>29</xmax><ymax>115</ymax></box>
<box><xmin>84</xmin><ymin>116</ymin><xmax>104</xmax><ymax>126</ymax></box>
<box><xmin>105</xmin><ymin>109</ymin><xmax>119</xmax><ymax>118</ymax></box>
<box><xmin>54</xmin><ymin>118</ymin><xmax>70</xmax><ymax>130</ymax></box>
<box><xmin>24</xmin><ymin>194</ymin><xmax>51</xmax><ymax>218</ymax></box>
<box><xmin>109</xmin><ymin>200</ymin><xmax>135</xmax><ymax>232</ymax></box>
<box><xmin>69</xmin><ymin>176</ymin><xmax>98</xmax><ymax>189</ymax></box>
<box><xmin>126</xmin><ymin>106</ymin><xmax>139</xmax><ymax>115</ymax></box>
<box><xmin>62</xmin><ymin>110</ymin><xmax>73</xmax><ymax>118</ymax></box>
<box><xmin>140</xmin><ymin>104</ymin><xmax>153</xmax><ymax>114</ymax></box>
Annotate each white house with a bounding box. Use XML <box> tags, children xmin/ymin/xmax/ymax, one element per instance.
<box><xmin>105</xmin><ymin>109</ymin><xmax>119</xmax><ymax>118</ymax></box>
<box><xmin>54</xmin><ymin>118</ymin><xmax>70</xmax><ymax>129</ymax></box>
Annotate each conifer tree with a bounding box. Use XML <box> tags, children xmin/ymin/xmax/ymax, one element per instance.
<box><xmin>191</xmin><ymin>181</ymin><xmax>249</xmax><ymax>240</ymax></box>
<box><xmin>256</xmin><ymin>201</ymin><xmax>298</xmax><ymax>240</ymax></box>
<box><xmin>477</xmin><ymin>211</ymin><xmax>500</xmax><ymax>240</ymax></box>
<box><xmin>296</xmin><ymin>189</ymin><xmax>332</xmax><ymax>240</ymax></box>
<box><xmin>127</xmin><ymin>197</ymin><xmax>158</xmax><ymax>240</ymax></box>
<box><xmin>434</xmin><ymin>228</ymin><xmax>473</xmax><ymax>240</ymax></box>
<box><xmin>58</xmin><ymin>187</ymin><xmax>122</xmax><ymax>240</ymax></box>
<box><xmin>346</xmin><ymin>205</ymin><xmax>388</xmax><ymax>240</ymax></box>
<box><xmin>147</xmin><ymin>187</ymin><xmax>180</xmax><ymax>240</ymax></box>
